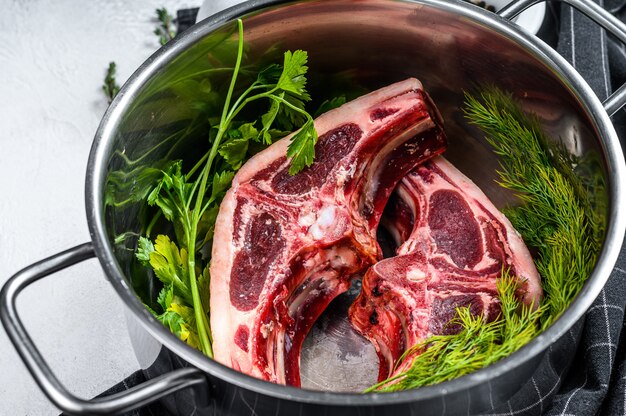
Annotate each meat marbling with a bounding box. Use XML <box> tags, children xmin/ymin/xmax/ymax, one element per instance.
<box><xmin>210</xmin><ymin>78</ymin><xmax>447</xmax><ymax>386</ymax></box>
<box><xmin>349</xmin><ymin>156</ymin><xmax>542</xmax><ymax>382</ymax></box>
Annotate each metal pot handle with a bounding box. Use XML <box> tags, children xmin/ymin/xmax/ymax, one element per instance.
<box><xmin>498</xmin><ymin>0</ymin><xmax>626</xmax><ymax>116</ymax></box>
<box><xmin>0</xmin><ymin>243</ymin><xmax>209</xmax><ymax>415</ymax></box>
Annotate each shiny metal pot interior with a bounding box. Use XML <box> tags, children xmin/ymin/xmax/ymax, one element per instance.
<box><xmin>2</xmin><ymin>0</ymin><xmax>625</xmax><ymax>415</ymax></box>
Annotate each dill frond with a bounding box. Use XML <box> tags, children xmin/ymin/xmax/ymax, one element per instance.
<box><xmin>465</xmin><ymin>88</ymin><xmax>601</xmax><ymax>324</ymax></box>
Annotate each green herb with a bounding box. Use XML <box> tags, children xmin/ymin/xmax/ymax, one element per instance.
<box><xmin>314</xmin><ymin>95</ymin><xmax>347</xmax><ymax>117</ymax></box>
<box><xmin>368</xmin><ymin>88</ymin><xmax>602</xmax><ymax>392</ymax></box>
<box><xmin>136</xmin><ymin>19</ymin><xmax>318</xmax><ymax>357</ymax></box>
<box><xmin>366</xmin><ymin>275</ymin><xmax>543</xmax><ymax>392</ymax></box>
<box><xmin>464</xmin><ymin>88</ymin><xmax>600</xmax><ymax>328</ymax></box>
<box><xmin>155</xmin><ymin>8</ymin><xmax>176</xmax><ymax>45</ymax></box>
<box><xmin>102</xmin><ymin>61</ymin><xmax>120</xmax><ymax>104</ymax></box>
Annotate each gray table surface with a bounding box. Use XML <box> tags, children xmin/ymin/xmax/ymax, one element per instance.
<box><xmin>0</xmin><ymin>1</ymin><xmax>197</xmax><ymax>414</ymax></box>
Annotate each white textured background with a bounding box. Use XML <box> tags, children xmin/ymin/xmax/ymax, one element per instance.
<box><xmin>0</xmin><ymin>1</ymin><xmax>197</xmax><ymax>414</ymax></box>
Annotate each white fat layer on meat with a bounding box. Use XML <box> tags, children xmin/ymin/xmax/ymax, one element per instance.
<box><xmin>260</xmin><ymin>320</ymin><xmax>275</xmax><ymax>339</ymax></box>
<box><xmin>406</xmin><ymin>266</ymin><xmax>427</xmax><ymax>282</ymax></box>
<box><xmin>335</xmin><ymin>161</ymin><xmax>357</xmax><ymax>190</ymax></box>
<box><xmin>298</xmin><ymin>209</ymin><xmax>316</xmax><ymax>228</ymax></box>
<box><xmin>233</xmin><ymin>202</ymin><xmax>262</xmax><ymax>249</ymax></box>
<box><xmin>308</xmin><ymin>206</ymin><xmax>338</xmax><ymax>240</ymax></box>
<box><xmin>275</xmin><ymin>328</ymin><xmax>286</xmax><ymax>384</ymax></box>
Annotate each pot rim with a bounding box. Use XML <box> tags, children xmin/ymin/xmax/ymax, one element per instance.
<box><xmin>86</xmin><ymin>0</ymin><xmax>626</xmax><ymax>406</ymax></box>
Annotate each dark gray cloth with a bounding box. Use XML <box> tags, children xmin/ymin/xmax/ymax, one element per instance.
<box><xmin>176</xmin><ymin>8</ymin><xmax>199</xmax><ymax>34</ymax></box>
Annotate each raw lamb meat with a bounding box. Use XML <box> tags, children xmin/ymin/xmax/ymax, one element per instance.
<box><xmin>210</xmin><ymin>78</ymin><xmax>447</xmax><ymax>386</ymax></box>
<box><xmin>349</xmin><ymin>156</ymin><xmax>542</xmax><ymax>381</ymax></box>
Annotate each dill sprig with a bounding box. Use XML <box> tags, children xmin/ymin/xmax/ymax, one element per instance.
<box><xmin>102</xmin><ymin>61</ymin><xmax>120</xmax><ymax>104</ymax></box>
<box><xmin>155</xmin><ymin>8</ymin><xmax>176</xmax><ymax>45</ymax></box>
<box><xmin>368</xmin><ymin>88</ymin><xmax>602</xmax><ymax>392</ymax></box>
<box><xmin>464</xmin><ymin>89</ymin><xmax>600</xmax><ymax>327</ymax></box>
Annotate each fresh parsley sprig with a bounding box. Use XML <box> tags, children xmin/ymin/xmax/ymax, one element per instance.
<box><xmin>217</xmin><ymin>48</ymin><xmax>318</xmax><ymax>174</ymax></box>
<box><xmin>136</xmin><ymin>19</ymin><xmax>318</xmax><ymax>357</ymax></box>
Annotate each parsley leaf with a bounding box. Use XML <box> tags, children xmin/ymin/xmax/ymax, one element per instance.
<box><xmin>167</xmin><ymin>302</ymin><xmax>201</xmax><ymax>349</ymax></box>
<box><xmin>196</xmin><ymin>204</ymin><xmax>220</xmax><ymax>251</ymax></box>
<box><xmin>286</xmin><ymin>118</ymin><xmax>318</xmax><ymax>175</ymax></box>
<box><xmin>211</xmin><ymin>170</ymin><xmax>235</xmax><ymax>201</ymax></box>
<box><xmin>198</xmin><ymin>266</ymin><xmax>211</xmax><ymax>322</ymax></box>
<box><xmin>147</xmin><ymin>161</ymin><xmax>188</xmax><ymax>222</ymax></box>
<box><xmin>136</xmin><ymin>236</ymin><xmax>154</xmax><ymax>266</ymax></box>
<box><xmin>157</xmin><ymin>309</ymin><xmax>186</xmax><ymax>338</ymax></box>
<box><xmin>146</xmin><ymin>284</ymin><xmax>201</xmax><ymax>350</ymax></box>
<box><xmin>157</xmin><ymin>284</ymin><xmax>174</xmax><ymax>310</ymax></box>
<box><xmin>277</xmin><ymin>50</ymin><xmax>309</xmax><ymax>96</ymax></box>
<box><xmin>277</xmin><ymin>94</ymin><xmax>308</xmax><ymax>129</ymax></box>
<box><xmin>258</xmin><ymin>97</ymin><xmax>282</xmax><ymax>144</ymax></box>
<box><xmin>219</xmin><ymin>137</ymin><xmax>249</xmax><ymax>169</ymax></box>
<box><xmin>219</xmin><ymin>123</ymin><xmax>258</xmax><ymax>169</ymax></box>
<box><xmin>146</xmin><ymin>235</ymin><xmax>192</xmax><ymax>305</ymax></box>
<box><xmin>257</xmin><ymin>63</ymin><xmax>282</xmax><ymax>85</ymax></box>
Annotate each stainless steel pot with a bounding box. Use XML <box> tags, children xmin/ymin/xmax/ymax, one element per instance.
<box><xmin>2</xmin><ymin>0</ymin><xmax>626</xmax><ymax>414</ymax></box>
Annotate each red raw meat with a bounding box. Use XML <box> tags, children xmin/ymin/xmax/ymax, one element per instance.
<box><xmin>210</xmin><ymin>78</ymin><xmax>447</xmax><ymax>386</ymax></box>
<box><xmin>349</xmin><ymin>156</ymin><xmax>542</xmax><ymax>381</ymax></box>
